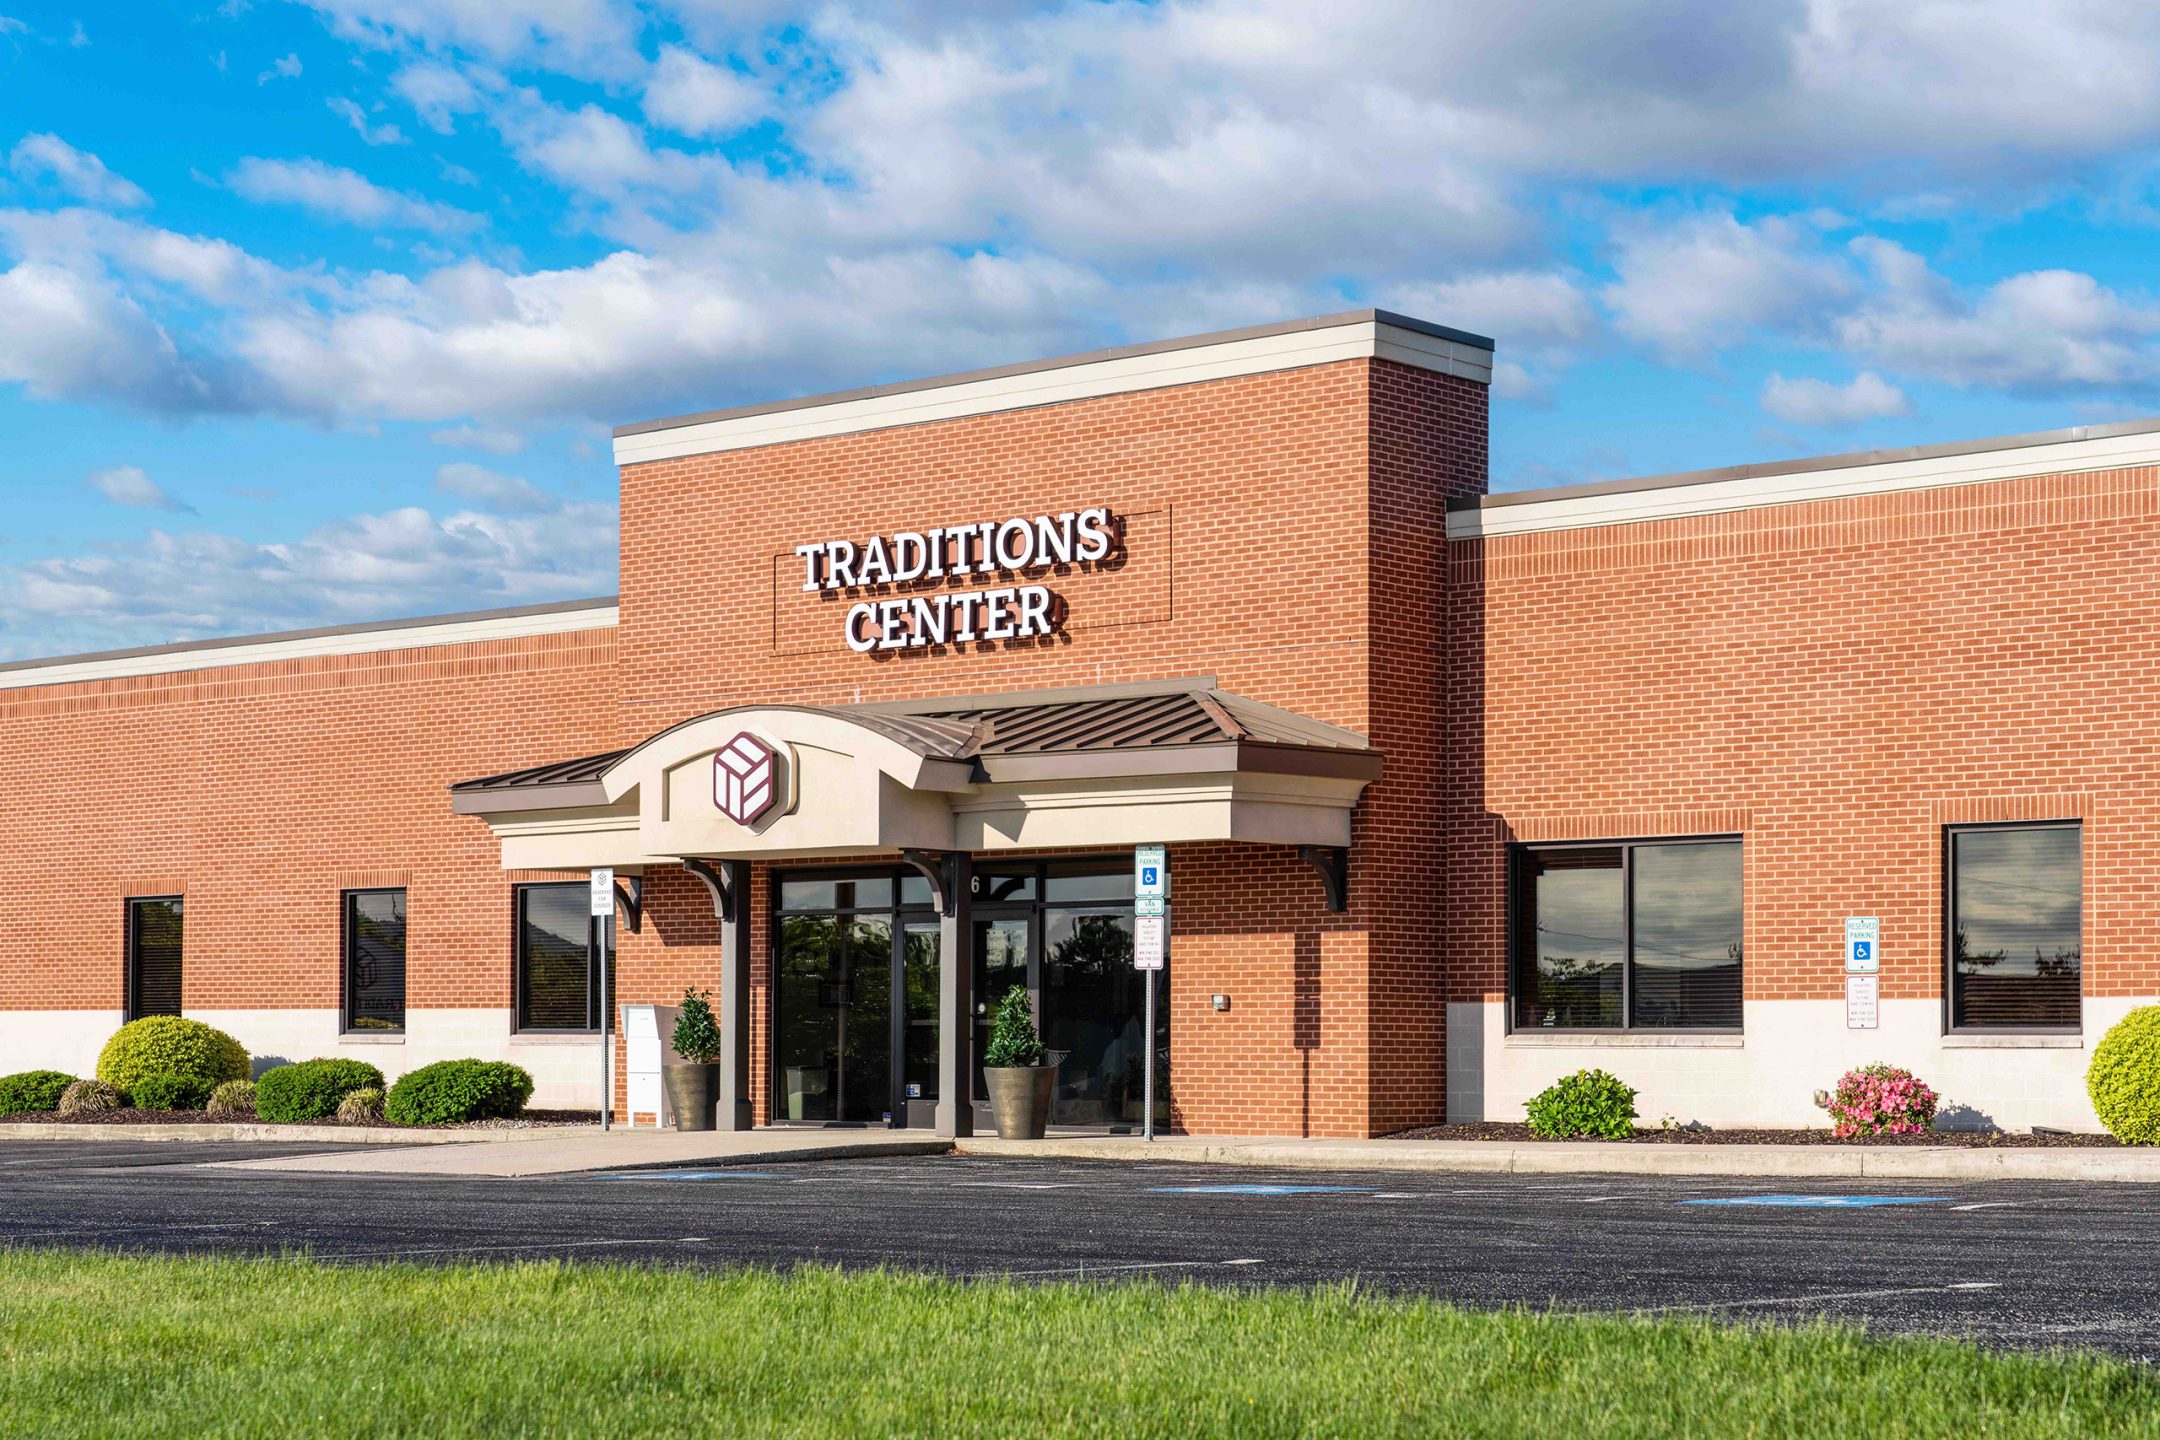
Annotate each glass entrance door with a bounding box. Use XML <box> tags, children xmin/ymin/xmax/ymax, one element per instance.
<box><xmin>971</xmin><ymin>914</ymin><xmax>1032</xmax><ymax>1105</ymax></box>
<box><xmin>773</xmin><ymin>912</ymin><xmax>892</xmax><ymax>1123</ymax></box>
<box><xmin>898</xmin><ymin>921</ymin><xmax>941</xmax><ymax>1127</ymax></box>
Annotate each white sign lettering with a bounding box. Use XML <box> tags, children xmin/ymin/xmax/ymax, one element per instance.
<box><xmin>793</xmin><ymin>507</ymin><xmax>1118</xmax><ymax>653</ymax></box>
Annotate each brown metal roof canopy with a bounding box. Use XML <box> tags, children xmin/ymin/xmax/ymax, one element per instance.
<box><xmin>450</xmin><ymin>682</ymin><xmax>1378</xmax><ymax>814</ymax></box>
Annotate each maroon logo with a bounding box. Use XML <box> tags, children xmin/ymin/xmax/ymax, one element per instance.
<box><xmin>713</xmin><ymin>732</ymin><xmax>778</xmax><ymax>825</ymax></box>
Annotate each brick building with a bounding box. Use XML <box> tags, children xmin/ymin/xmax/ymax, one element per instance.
<box><xmin>0</xmin><ymin>310</ymin><xmax>2143</xmax><ymax>1135</ymax></box>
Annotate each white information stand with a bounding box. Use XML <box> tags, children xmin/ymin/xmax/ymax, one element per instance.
<box><xmin>622</xmin><ymin>1003</ymin><xmax>677</xmax><ymax>1128</ymax></box>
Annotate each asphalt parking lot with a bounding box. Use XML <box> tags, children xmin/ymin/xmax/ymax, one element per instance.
<box><xmin>3</xmin><ymin>1139</ymin><xmax>2155</xmax><ymax>1359</ymax></box>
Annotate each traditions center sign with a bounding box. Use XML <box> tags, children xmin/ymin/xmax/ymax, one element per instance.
<box><xmin>792</xmin><ymin>507</ymin><xmax>1119</xmax><ymax>653</ymax></box>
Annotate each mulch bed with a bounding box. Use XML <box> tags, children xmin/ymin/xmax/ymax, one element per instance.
<box><xmin>4</xmin><ymin>1109</ymin><xmax>598</xmax><ymax>1131</ymax></box>
<box><xmin>1387</xmin><ymin>1122</ymin><xmax>2120</xmax><ymax>1148</ymax></box>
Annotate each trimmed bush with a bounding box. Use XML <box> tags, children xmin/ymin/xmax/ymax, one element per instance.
<box><xmin>0</xmin><ymin>1070</ymin><xmax>75</xmax><ymax>1116</ymax></box>
<box><xmin>2089</xmin><ymin>1006</ymin><xmax>2160</xmax><ymax>1145</ymax></box>
<box><xmin>206</xmin><ymin>1079</ymin><xmax>257</xmax><ymax>1120</ymax></box>
<box><xmin>57</xmin><ymin>1079</ymin><xmax>125</xmax><ymax>1116</ymax></box>
<box><xmin>255</xmin><ymin>1059</ymin><xmax>386</xmax><ymax>1124</ymax></box>
<box><xmin>1825</xmin><ymin>1063</ymin><xmax>1937</xmax><ymax>1138</ymax></box>
<box><xmin>385</xmin><ymin>1060</ymin><xmax>534</xmax><ymax>1126</ymax></box>
<box><xmin>132</xmin><ymin>1072</ymin><xmax>216</xmax><ymax>1111</ymax></box>
<box><xmin>1525</xmin><ymin>1068</ymin><xmax>1639</xmax><ymax>1140</ymax></box>
<box><xmin>336</xmin><ymin>1087</ymin><xmax>386</xmax><ymax>1123</ymax></box>
<box><xmin>96</xmin><ymin>1017</ymin><xmax>249</xmax><ymax>1094</ymax></box>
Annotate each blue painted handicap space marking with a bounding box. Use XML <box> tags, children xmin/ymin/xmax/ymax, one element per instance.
<box><xmin>596</xmin><ymin>1171</ymin><xmax>787</xmax><ymax>1182</ymax></box>
<box><xmin>1151</xmin><ymin>1184</ymin><xmax>1376</xmax><ymax>1196</ymax></box>
<box><xmin>1685</xmin><ymin>1194</ymin><xmax>1948</xmax><ymax>1208</ymax></box>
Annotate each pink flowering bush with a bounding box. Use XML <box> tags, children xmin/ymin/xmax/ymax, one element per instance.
<box><xmin>1825</xmin><ymin>1063</ymin><xmax>1938</xmax><ymax>1138</ymax></box>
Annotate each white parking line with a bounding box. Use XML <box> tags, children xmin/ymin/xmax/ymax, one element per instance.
<box><xmin>1642</xmin><ymin>1281</ymin><xmax>1999</xmax><ymax>1313</ymax></box>
<box><xmin>950</xmin><ymin>1182</ymin><xmax>1080</xmax><ymax>1190</ymax></box>
<box><xmin>1951</xmin><ymin>1201</ymin><xmax>2023</xmax><ymax>1211</ymax></box>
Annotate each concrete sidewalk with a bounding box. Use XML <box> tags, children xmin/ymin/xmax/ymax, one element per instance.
<box><xmin>211</xmin><ymin>1126</ymin><xmax>950</xmax><ymax>1177</ymax></box>
<box><xmin>962</xmin><ymin>1133</ymin><xmax>2160</xmax><ymax>1183</ymax></box>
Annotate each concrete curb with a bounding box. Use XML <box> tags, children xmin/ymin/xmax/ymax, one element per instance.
<box><xmin>586</xmin><ymin>1138</ymin><xmax>954</xmax><ymax>1173</ymax></box>
<box><xmin>956</xmin><ymin>1136</ymin><xmax>2160</xmax><ymax>1183</ymax></box>
<box><xmin>0</xmin><ymin>1121</ymin><xmax>587</xmax><ymax>1146</ymax></box>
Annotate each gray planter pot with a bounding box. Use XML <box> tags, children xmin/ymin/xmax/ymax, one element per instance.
<box><xmin>984</xmin><ymin>1065</ymin><xmax>1056</xmax><ymax>1139</ymax></box>
<box><xmin>664</xmin><ymin>1064</ymin><xmax>718</xmax><ymax>1132</ymax></box>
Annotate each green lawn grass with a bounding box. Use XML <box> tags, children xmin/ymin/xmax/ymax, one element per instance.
<box><xmin>1</xmin><ymin>1248</ymin><xmax>2155</xmax><ymax>1438</ymax></box>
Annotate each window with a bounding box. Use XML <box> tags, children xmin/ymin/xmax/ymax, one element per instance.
<box><xmin>1510</xmin><ymin>839</ymin><xmax>1742</xmax><ymax>1031</ymax></box>
<box><xmin>126</xmin><ymin>896</ymin><xmax>184</xmax><ymax>1020</ymax></box>
<box><xmin>344</xmin><ymin>889</ymin><xmax>407</xmax><ymax>1033</ymax></box>
<box><xmin>1947</xmin><ymin>823</ymin><xmax>2081</xmax><ymax>1032</ymax></box>
<box><xmin>515</xmin><ymin>883</ymin><xmax>607</xmax><ymax>1032</ymax></box>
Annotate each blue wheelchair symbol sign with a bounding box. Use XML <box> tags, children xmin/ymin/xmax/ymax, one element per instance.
<box><xmin>1141</xmin><ymin>866</ymin><xmax>1159</xmax><ymax>887</ymax></box>
<box><xmin>1851</xmin><ymin>941</ymin><xmax>1871</xmax><ymax>962</ymax></box>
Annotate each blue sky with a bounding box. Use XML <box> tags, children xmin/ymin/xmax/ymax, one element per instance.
<box><xmin>4</xmin><ymin>1</ymin><xmax>2160</xmax><ymax>660</ymax></box>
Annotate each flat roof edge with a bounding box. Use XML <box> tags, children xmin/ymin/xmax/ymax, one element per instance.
<box><xmin>614</xmin><ymin>309</ymin><xmax>1493</xmax><ymax>440</ymax></box>
<box><xmin>1472</xmin><ymin>416</ymin><xmax>2160</xmax><ymax>512</ymax></box>
<box><xmin>0</xmin><ymin>595</ymin><xmax>621</xmax><ymax>679</ymax></box>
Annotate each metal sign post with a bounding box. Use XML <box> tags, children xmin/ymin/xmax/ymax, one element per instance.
<box><xmin>591</xmin><ymin>868</ymin><xmax>615</xmax><ymax>1131</ymax></box>
<box><xmin>1134</xmin><ymin>845</ymin><xmax>1167</xmax><ymax>1143</ymax></box>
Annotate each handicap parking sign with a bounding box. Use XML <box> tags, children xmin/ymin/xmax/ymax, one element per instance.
<box><xmin>1844</xmin><ymin>917</ymin><xmax>1879</xmax><ymax>974</ymax></box>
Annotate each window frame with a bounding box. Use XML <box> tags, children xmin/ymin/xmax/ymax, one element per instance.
<box><xmin>341</xmin><ymin>887</ymin><xmax>408</xmax><ymax>1036</ymax></box>
<box><xmin>124</xmin><ymin>894</ymin><xmax>185</xmax><ymax>1022</ymax></box>
<box><xmin>512</xmin><ymin>881</ymin><xmax>607</xmax><ymax>1035</ymax></box>
<box><xmin>1942</xmin><ymin>819</ymin><xmax>2083</xmax><ymax>1036</ymax></box>
<box><xmin>1506</xmin><ymin>834</ymin><xmax>1744</xmax><ymax>1036</ymax></box>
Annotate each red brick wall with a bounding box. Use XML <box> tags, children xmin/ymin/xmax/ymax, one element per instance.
<box><xmin>1445</xmin><ymin>466</ymin><xmax>2158</xmax><ymax>1016</ymax></box>
<box><xmin>0</xmin><ymin>630</ymin><xmax>618</xmax><ymax>1015</ymax></box>
<box><xmin>610</xmin><ymin>358</ymin><xmax>1488</xmax><ymax>1136</ymax></box>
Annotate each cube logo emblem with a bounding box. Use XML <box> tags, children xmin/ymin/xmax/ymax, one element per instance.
<box><xmin>714</xmin><ymin>732</ymin><xmax>777</xmax><ymax>826</ymax></box>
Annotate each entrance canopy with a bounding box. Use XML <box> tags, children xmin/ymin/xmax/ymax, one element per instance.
<box><xmin>450</xmin><ymin>679</ymin><xmax>1380</xmax><ymax>873</ymax></box>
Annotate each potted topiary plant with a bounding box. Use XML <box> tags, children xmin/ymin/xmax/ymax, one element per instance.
<box><xmin>982</xmin><ymin>985</ymin><xmax>1055</xmax><ymax>1139</ymax></box>
<box><xmin>667</xmin><ymin>986</ymin><xmax>723</xmax><ymax>1132</ymax></box>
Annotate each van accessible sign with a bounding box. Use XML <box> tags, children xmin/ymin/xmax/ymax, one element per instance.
<box><xmin>793</xmin><ymin>507</ymin><xmax>1119</xmax><ymax>654</ymax></box>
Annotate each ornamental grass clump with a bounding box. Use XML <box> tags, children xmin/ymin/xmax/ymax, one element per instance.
<box><xmin>57</xmin><ymin>1079</ymin><xmax>125</xmax><ymax>1116</ymax></box>
<box><xmin>1525</xmin><ymin>1068</ymin><xmax>1638</xmax><ymax>1140</ymax></box>
<box><xmin>1826</xmin><ymin>1063</ymin><xmax>1938</xmax><ymax>1138</ymax></box>
<box><xmin>205</xmin><ymin>1079</ymin><xmax>257</xmax><ymax>1120</ymax></box>
<box><xmin>336</xmin><ymin>1087</ymin><xmax>386</xmax><ymax>1123</ymax></box>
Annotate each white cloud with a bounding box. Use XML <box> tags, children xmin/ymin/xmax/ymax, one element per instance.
<box><xmin>327</xmin><ymin>97</ymin><xmax>408</xmax><ymax>146</ymax></box>
<box><xmin>1604</xmin><ymin>211</ymin><xmax>1854</xmax><ymax>360</ymax></box>
<box><xmin>0</xmin><ymin>261</ymin><xmax>252</xmax><ymax>414</ymax></box>
<box><xmin>391</xmin><ymin>62</ymin><xmax>486</xmax><ymax>134</ymax></box>
<box><xmin>433</xmin><ymin>460</ymin><xmax>555</xmax><ymax>510</ymax></box>
<box><xmin>1760</xmin><ymin>370</ymin><xmax>1910</xmax><ymax>427</ymax></box>
<box><xmin>300</xmin><ymin>0</ymin><xmax>640</xmax><ymax>78</ymax></box>
<box><xmin>1834</xmin><ymin>239</ymin><xmax>2160</xmax><ymax>393</ymax></box>
<box><xmin>222</xmin><ymin>157</ymin><xmax>481</xmax><ymax>234</ymax></box>
<box><xmin>430</xmin><ymin>422</ymin><xmax>525</xmax><ymax>453</ymax></box>
<box><xmin>87</xmin><ymin>464</ymin><xmax>190</xmax><ymax>511</ymax></box>
<box><xmin>256</xmin><ymin>52</ymin><xmax>302</xmax><ymax>84</ymax></box>
<box><xmin>642</xmin><ymin>46</ymin><xmax>760</xmax><ymax>137</ymax></box>
<box><xmin>7</xmin><ymin>133</ymin><xmax>149</xmax><ymax>208</ymax></box>
<box><xmin>0</xmin><ymin>498</ymin><xmax>618</xmax><ymax>662</ymax></box>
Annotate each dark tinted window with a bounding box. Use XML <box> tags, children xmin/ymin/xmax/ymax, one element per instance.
<box><xmin>127</xmin><ymin>897</ymin><xmax>184</xmax><ymax>1019</ymax></box>
<box><xmin>1630</xmin><ymin>842</ymin><xmax>1744</xmax><ymax>1030</ymax></box>
<box><xmin>778</xmin><ymin>877</ymin><xmax>893</xmax><ymax>911</ymax></box>
<box><xmin>345</xmin><ymin>889</ymin><xmax>407</xmax><ymax>1033</ymax></box>
<box><xmin>1512</xmin><ymin>848</ymin><xmax>1623</xmax><ymax>1028</ymax></box>
<box><xmin>518</xmin><ymin>884</ymin><xmax>596</xmax><ymax>1031</ymax></box>
<box><xmin>1950</xmin><ymin>824</ymin><xmax>2081</xmax><ymax>1030</ymax></box>
<box><xmin>1512</xmin><ymin>840</ymin><xmax>1742</xmax><ymax>1031</ymax></box>
<box><xmin>1045</xmin><ymin>867</ymin><xmax>1133</xmax><ymax>904</ymax></box>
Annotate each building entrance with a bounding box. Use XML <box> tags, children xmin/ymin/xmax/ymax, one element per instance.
<box><xmin>771</xmin><ymin>860</ymin><xmax>1167</xmax><ymax>1131</ymax></box>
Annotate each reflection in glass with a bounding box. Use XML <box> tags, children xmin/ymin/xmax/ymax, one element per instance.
<box><xmin>1512</xmin><ymin>849</ymin><xmax>1623</xmax><ymax>1028</ymax></box>
<box><xmin>128</xmin><ymin>897</ymin><xmax>185</xmax><ymax>1019</ymax></box>
<box><xmin>971</xmin><ymin>917</ymin><xmax>1031</xmax><ymax>1100</ymax></box>
<box><xmin>901</xmin><ymin>922</ymin><xmax>940</xmax><ymax>1115</ymax></box>
<box><xmin>1629</xmin><ymin>843</ymin><xmax>1742</xmax><ymax>1029</ymax></box>
<box><xmin>1042</xmin><ymin>909</ymin><xmax>1159</xmax><ymax>1124</ymax></box>
<box><xmin>345</xmin><ymin>889</ymin><xmax>407</xmax><ymax>1032</ymax></box>
<box><xmin>518</xmin><ymin>884</ymin><xmax>595</xmax><ymax>1031</ymax></box>
<box><xmin>774</xmin><ymin>914</ymin><xmax>892</xmax><ymax>1121</ymax></box>
<box><xmin>1951</xmin><ymin>825</ymin><xmax>2081</xmax><ymax>1029</ymax></box>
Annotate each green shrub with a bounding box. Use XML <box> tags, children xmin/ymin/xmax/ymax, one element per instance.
<box><xmin>206</xmin><ymin>1080</ymin><xmax>257</xmax><ymax>1120</ymax></box>
<box><xmin>672</xmin><ymin>987</ymin><xmax>722</xmax><ymax>1064</ymax></box>
<box><xmin>982</xmin><ymin>986</ymin><xmax>1047</xmax><ymax>1068</ymax></box>
<box><xmin>57</xmin><ymin>1079</ymin><xmax>125</xmax><ymax>1116</ymax></box>
<box><xmin>0</xmin><ymin>1070</ymin><xmax>75</xmax><ymax>1115</ymax></box>
<box><xmin>1525</xmin><ymin>1068</ymin><xmax>1639</xmax><ymax>1140</ymax></box>
<box><xmin>132</xmin><ymin>1072</ymin><xmax>216</xmax><ymax>1111</ymax></box>
<box><xmin>336</xmin><ymin>1087</ymin><xmax>386</xmax><ymax>1123</ymax></box>
<box><xmin>255</xmin><ymin>1059</ymin><xmax>386</xmax><ymax>1124</ymax></box>
<box><xmin>96</xmin><ymin>1017</ymin><xmax>249</xmax><ymax>1094</ymax></box>
<box><xmin>2089</xmin><ymin>1006</ymin><xmax>2160</xmax><ymax>1144</ymax></box>
<box><xmin>385</xmin><ymin>1060</ymin><xmax>534</xmax><ymax>1126</ymax></box>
